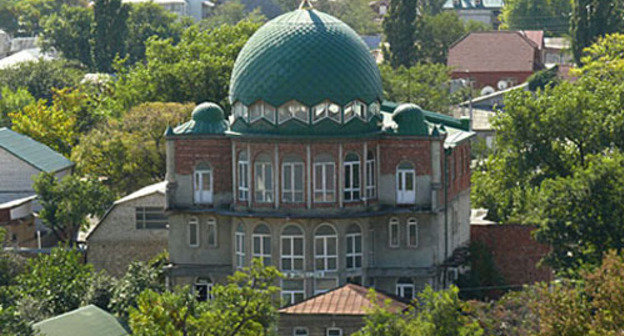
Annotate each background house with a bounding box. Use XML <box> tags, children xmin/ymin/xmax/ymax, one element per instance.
<box><xmin>447</xmin><ymin>31</ymin><xmax>543</xmax><ymax>95</ymax></box>
<box><xmin>85</xmin><ymin>181</ymin><xmax>168</xmax><ymax>277</ymax></box>
<box><xmin>0</xmin><ymin>195</ymin><xmax>37</xmax><ymax>248</ymax></box>
<box><xmin>442</xmin><ymin>0</ymin><xmax>504</xmax><ymax>28</ymax></box>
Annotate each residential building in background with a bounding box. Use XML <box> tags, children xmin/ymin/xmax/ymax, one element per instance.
<box><xmin>442</xmin><ymin>0</ymin><xmax>504</xmax><ymax>28</ymax></box>
<box><xmin>0</xmin><ymin>195</ymin><xmax>37</xmax><ymax>248</ymax></box>
<box><xmin>164</xmin><ymin>8</ymin><xmax>474</xmax><ymax>305</ymax></box>
<box><xmin>85</xmin><ymin>181</ymin><xmax>168</xmax><ymax>277</ymax></box>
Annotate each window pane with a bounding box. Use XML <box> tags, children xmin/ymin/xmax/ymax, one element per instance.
<box><xmin>355</xmin><ymin>256</ymin><xmax>362</xmax><ymax>268</ymax></box>
<box><xmin>344</xmin><ymin>165</ymin><xmax>351</xmax><ymax>188</ymax></box>
<box><xmin>282</xmin><ymin>259</ymin><xmax>291</xmax><ymax>270</ymax></box>
<box><xmin>406</xmin><ymin>172</ymin><xmax>414</xmax><ymax>191</ymax></box>
<box><xmin>190</xmin><ymin>223</ymin><xmax>197</xmax><ymax>246</ymax></box>
<box><xmin>326</xmin><ymin>165</ymin><xmax>334</xmax><ymax>189</ymax></box>
<box><xmin>284</xmin><ymin>165</ymin><xmax>292</xmax><ymax>189</ymax></box>
<box><xmin>282</xmin><ymin>238</ymin><xmax>291</xmax><ymax>254</ymax></box>
<box><xmin>314</xmin><ymin>165</ymin><xmax>322</xmax><ymax>189</ymax></box>
<box><xmin>208</xmin><ymin>225</ymin><xmax>216</xmax><ymax>245</ymax></box>
<box><xmin>315</xmin><ymin>238</ymin><xmax>323</xmax><ymax>256</ymax></box>
<box><xmin>253</xmin><ymin>237</ymin><xmax>261</xmax><ymax>254</ymax></box>
<box><xmin>263</xmin><ymin>236</ymin><xmax>271</xmax><ymax>255</ymax></box>
<box><xmin>294</xmin><ymin>238</ymin><xmax>303</xmax><ymax>255</ymax></box>
<box><xmin>328</xmin><ymin>258</ymin><xmax>336</xmax><ymax>270</ymax></box>
<box><xmin>315</xmin><ymin>258</ymin><xmax>324</xmax><ymax>270</ymax></box>
<box><xmin>294</xmin><ymin>258</ymin><xmax>303</xmax><ymax>270</ymax></box>
<box><xmin>346</xmin><ymin>257</ymin><xmax>353</xmax><ymax>269</ymax></box>
<box><xmin>353</xmin><ymin>164</ymin><xmax>360</xmax><ymax>188</ymax></box>
<box><xmin>346</xmin><ymin>237</ymin><xmax>353</xmax><ymax>253</ymax></box>
<box><xmin>294</xmin><ymin>165</ymin><xmax>303</xmax><ymax>190</ymax></box>
<box><xmin>355</xmin><ymin>236</ymin><xmax>361</xmax><ymax>252</ymax></box>
<box><xmin>327</xmin><ymin>237</ymin><xmax>336</xmax><ymax>254</ymax></box>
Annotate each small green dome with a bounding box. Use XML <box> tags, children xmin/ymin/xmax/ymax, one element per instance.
<box><xmin>192</xmin><ymin>102</ymin><xmax>225</xmax><ymax>122</ymax></box>
<box><xmin>173</xmin><ymin>102</ymin><xmax>228</xmax><ymax>135</ymax></box>
<box><xmin>392</xmin><ymin>103</ymin><xmax>429</xmax><ymax>136</ymax></box>
<box><xmin>229</xmin><ymin>9</ymin><xmax>383</xmax><ymax>107</ymax></box>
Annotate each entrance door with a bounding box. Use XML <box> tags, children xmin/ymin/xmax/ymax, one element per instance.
<box><xmin>396</xmin><ymin>164</ymin><xmax>415</xmax><ymax>204</ymax></box>
<box><xmin>194</xmin><ymin>169</ymin><xmax>213</xmax><ymax>204</ymax></box>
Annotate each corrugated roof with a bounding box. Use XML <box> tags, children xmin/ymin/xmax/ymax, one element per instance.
<box><xmin>448</xmin><ymin>31</ymin><xmax>539</xmax><ymax>73</ymax></box>
<box><xmin>33</xmin><ymin>305</ymin><xmax>130</xmax><ymax>336</ymax></box>
<box><xmin>0</xmin><ymin>128</ymin><xmax>74</xmax><ymax>173</ymax></box>
<box><xmin>279</xmin><ymin>283</ymin><xmax>408</xmax><ymax>315</ymax></box>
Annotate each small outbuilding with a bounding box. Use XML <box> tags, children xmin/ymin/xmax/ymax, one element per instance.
<box><xmin>33</xmin><ymin>305</ymin><xmax>130</xmax><ymax>336</ymax></box>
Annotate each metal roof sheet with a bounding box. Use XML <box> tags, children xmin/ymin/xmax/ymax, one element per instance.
<box><xmin>0</xmin><ymin>128</ymin><xmax>74</xmax><ymax>173</ymax></box>
<box><xmin>33</xmin><ymin>305</ymin><xmax>130</xmax><ymax>336</ymax></box>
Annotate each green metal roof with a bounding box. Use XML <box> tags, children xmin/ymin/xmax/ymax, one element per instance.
<box><xmin>33</xmin><ymin>305</ymin><xmax>130</xmax><ymax>336</ymax></box>
<box><xmin>381</xmin><ymin>101</ymin><xmax>471</xmax><ymax>131</ymax></box>
<box><xmin>0</xmin><ymin>127</ymin><xmax>74</xmax><ymax>173</ymax></box>
<box><xmin>229</xmin><ymin>9</ymin><xmax>383</xmax><ymax>108</ymax></box>
<box><xmin>392</xmin><ymin>103</ymin><xmax>429</xmax><ymax>136</ymax></box>
<box><xmin>173</xmin><ymin>102</ymin><xmax>229</xmax><ymax>135</ymax></box>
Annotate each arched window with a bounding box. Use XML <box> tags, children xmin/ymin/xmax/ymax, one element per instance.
<box><xmin>407</xmin><ymin>218</ymin><xmax>418</xmax><ymax>247</ymax></box>
<box><xmin>188</xmin><ymin>217</ymin><xmax>199</xmax><ymax>247</ymax></box>
<box><xmin>238</xmin><ymin>151</ymin><xmax>249</xmax><ymax>201</ymax></box>
<box><xmin>314</xmin><ymin>224</ymin><xmax>337</xmax><ymax>271</ymax></box>
<box><xmin>365</xmin><ymin>151</ymin><xmax>375</xmax><ymax>199</ymax></box>
<box><xmin>314</xmin><ymin>154</ymin><xmax>335</xmax><ymax>203</ymax></box>
<box><xmin>194</xmin><ymin>162</ymin><xmax>213</xmax><ymax>204</ymax></box>
<box><xmin>253</xmin><ymin>224</ymin><xmax>271</xmax><ymax>266</ymax></box>
<box><xmin>346</xmin><ymin>224</ymin><xmax>362</xmax><ymax>270</ymax></box>
<box><xmin>388</xmin><ymin>218</ymin><xmax>399</xmax><ymax>247</ymax></box>
<box><xmin>194</xmin><ymin>277</ymin><xmax>213</xmax><ymax>301</ymax></box>
<box><xmin>254</xmin><ymin>153</ymin><xmax>273</xmax><ymax>203</ymax></box>
<box><xmin>235</xmin><ymin>224</ymin><xmax>245</xmax><ymax>269</ymax></box>
<box><xmin>344</xmin><ymin>153</ymin><xmax>360</xmax><ymax>201</ymax></box>
<box><xmin>396</xmin><ymin>277</ymin><xmax>415</xmax><ymax>299</ymax></box>
<box><xmin>396</xmin><ymin>162</ymin><xmax>415</xmax><ymax>204</ymax></box>
<box><xmin>207</xmin><ymin>217</ymin><xmax>217</xmax><ymax>247</ymax></box>
<box><xmin>281</xmin><ymin>225</ymin><xmax>304</xmax><ymax>271</ymax></box>
<box><xmin>282</xmin><ymin>155</ymin><xmax>304</xmax><ymax>203</ymax></box>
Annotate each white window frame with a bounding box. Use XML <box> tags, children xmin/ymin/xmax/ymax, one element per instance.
<box><xmin>254</xmin><ymin>160</ymin><xmax>273</xmax><ymax>203</ymax></box>
<box><xmin>252</xmin><ymin>229</ymin><xmax>271</xmax><ymax>266</ymax></box>
<box><xmin>396</xmin><ymin>164</ymin><xmax>416</xmax><ymax>204</ymax></box>
<box><xmin>235</xmin><ymin>226</ymin><xmax>245</xmax><ymax>269</ymax></box>
<box><xmin>344</xmin><ymin>154</ymin><xmax>361</xmax><ymax>202</ymax></box>
<box><xmin>346</xmin><ymin>231</ymin><xmax>362</xmax><ymax>270</ymax></box>
<box><xmin>238</xmin><ymin>153</ymin><xmax>249</xmax><ymax>201</ymax></box>
<box><xmin>326</xmin><ymin>327</ymin><xmax>343</xmax><ymax>336</ymax></box>
<box><xmin>314</xmin><ymin>277</ymin><xmax>338</xmax><ymax>295</ymax></box>
<box><xmin>314</xmin><ymin>225</ymin><xmax>338</xmax><ymax>271</ymax></box>
<box><xmin>293</xmin><ymin>327</ymin><xmax>309</xmax><ymax>336</ymax></box>
<box><xmin>207</xmin><ymin>218</ymin><xmax>217</xmax><ymax>247</ymax></box>
<box><xmin>282</xmin><ymin>279</ymin><xmax>305</xmax><ymax>306</ymax></box>
<box><xmin>194</xmin><ymin>167</ymin><xmax>213</xmax><ymax>204</ymax></box>
<box><xmin>407</xmin><ymin>218</ymin><xmax>418</xmax><ymax>248</ymax></box>
<box><xmin>282</xmin><ymin>161</ymin><xmax>304</xmax><ymax>203</ymax></box>
<box><xmin>313</xmin><ymin>161</ymin><xmax>335</xmax><ymax>203</ymax></box>
<box><xmin>188</xmin><ymin>217</ymin><xmax>199</xmax><ymax>247</ymax></box>
<box><xmin>281</xmin><ymin>227</ymin><xmax>305</xmax><ymax>271</ymax></box>
<box><xmin>396</xmin><ymin>281</ymin><xmax>415</xmax><ymax>299</ymax></box>
<box><xmin>135</xmin><ymin>207</ymin><xmax>167</xmax><ymax>229</ymax></box>
<box><xmin>365</xmin><ymin>152</ymin><xmax>375</xmax><ymax>199</ymax></box>
<box><xmin>194</xmin><ymin>278</ymin><xmax>214</xmax><ymax>301</ymax></box>
<box><xmin>388</xmin><ymin>218</ymin><xmax>399</xmax><ymax>248</ymax></box>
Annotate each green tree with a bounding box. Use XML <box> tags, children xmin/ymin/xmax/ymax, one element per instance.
<box><xmin>33</xmin><ymin>173</ymin><xmax>114</xmax><ymax>243</ymax></box>
<box><xmin>456</xmin><ymin>241</ymin><xmax>506</xmax><ymax>300</ymax></box>
<box><xmin>500</xmin><ymin>0</ymin><xmax>571</xmax><ymax>35</ymax></box>
<box><xmin>199</xmin><ymin>0</ymin><xmax>266</xmax><ymax>30</ymax></box>
<box><xmin>570</xmin><ymin>0</ymin><xmax>624</xmax><ymax>65</ymax></box>
<box><xmin>16</xmin><ymin>247</ymin><xmax>93</xmax><ymax>321</ymax></box>
<box><xmin>41</xmin><ymin>5</ymin><xmax>93</xmax><ymax>67</ymax></box>
<box><xmin>356</xmin><ymin>285</ymin><xmax>483</xmax><ymax>336</ymax></box>
<box><xmin>92</xmin><ymin>0</ymin><xmax>129</xmax><ymax>72</ymax></box>
<box><xmin>0</xmin><ymin>0</ymin><xmax>19</xmax><ymax>34</ymax></box>
<box><xmin>128</xmin><ymin>259</ymin><xmax>281</xmax><ymax>335</ymax></box>
<box><xmin>0</xmin><ymin>86</ymin><xmax>35</xmax><ymax>127</ymax></box>
<box><xmin>311</xmin><ymin>0</ymin><xmax>380</xmax><ymax>35</ymax></box>
<box><xmin>72</xmin><ymin>102</ymin><xmax>192</xmax><ymax>195</ymax></box>
<box><xmin>114</xmin><ymin>19</ymin><xmax>260</xmax><ymax>109</ymax></box>
<box><xmin>383</xmin><ymin>0</ymin><xmax>418</xmax><ymax>68</ymax></box>
<box><xmin>125</xmin><ymin>2</ymin><xmax>187</xmax><ymax>65</ymax></box>
<box><xmin>0</xmin><ymin>59</ymin><xmax>85</xmax><ymax>101</ymax></box>
<box><xmin>11</xmin><ymin>0</ymin><xmax>88</xmax><ymax>36</ymax></box>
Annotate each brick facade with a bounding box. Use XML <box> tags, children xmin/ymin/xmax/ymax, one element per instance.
<box><xmin>450</xmin><ymin>71</ymin><xmax>533</xmax><ymax>90</ymax></box>
<box><xmin>470</xmin><ymin>224</ymin><xmax>552</xmax><ymax>286</ymax></box>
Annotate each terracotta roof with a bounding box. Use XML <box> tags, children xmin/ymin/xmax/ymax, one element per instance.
<box><xmin>448</xmin><ymin>31</ymin><xmax>540</xmax><ymax>73</ymax></box>
<box><xmin>521</xmin><ymin>30</ymin><xmax>544</xmax><ymax>49</ymax></box>
<box><xmin>279</xmin><ymin>283</ymin><xmax>408</xmax><ymax>315</ymax></box>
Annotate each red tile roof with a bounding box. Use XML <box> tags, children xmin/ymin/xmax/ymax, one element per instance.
<box><xmin>278</xmin><ymin>283</ymin><xmax>409</xmax><ymax>315</ymax></box>
<box><xmin>448</xmin><ymin>31</ymin><xmax>540</xmax><ymax>73</ymax></box>
<box><xmin>521</xmin><ymin>30</ymin><xmax>544</xmax><ymax>50</ymax></box>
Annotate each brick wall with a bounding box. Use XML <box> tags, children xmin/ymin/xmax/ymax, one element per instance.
<box><xmin>175</xmin><ymin>138</ymin><xmax>232</xmax><ymax>193</ymax></box>
<box><xmin>379</xmin><ymin>139</ymin><xmax>431</xmax><ymax>175</ymax></box>
<box><xmin>470</xmin><ymin>224</ymin><xmax>552</xmax><ymax>286</ymax></box>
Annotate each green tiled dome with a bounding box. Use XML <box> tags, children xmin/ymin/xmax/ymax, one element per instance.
<box><xmin>173</xmin><ymin>102</ymin><xmax>228</xmax><ymax>135</ymax></box>
<box><xmin>392</xmin><ymin>104</ymin><xmax>429</xmax><ymax>136</ymax></box>
<box><xmin>229</xmin><ymin>9</ymin><xmax>383</xmax><ymax>107</ymax></box>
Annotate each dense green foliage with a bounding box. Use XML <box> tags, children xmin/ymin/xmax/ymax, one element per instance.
<box><xmin>275</xmin><ymin>0</ymin><xmax>380</xmax><ymax>34</ymax></box>
<box><xmin>128</xmin><ymin>259</ymin><xmax>281</xmax><ymax>335</ymax></box>
<box><xmin>356</xmin><ymin>285</ymin><xmax>484</xmax><ymax>336</ymax></box>
<box><xmin>499</xmin><ymin>0</ymin><xmax>571</xmax><ymax>35</ymax></box>
<box><xmin>570</xmin><ymin>0</ymin><xmax>624</xmax><ymax>64</ymax></box>
<box><xmin>382</xmin><ymin>0</ymin><xmax>417</xmax><ymax>68</ymax></box>
<box><xmin>457</xmin><ymin>242</ymin><xmax>506</xmax><ymax>300</ymax></box>
<box><xmin>527</xmin><ymin>65</ymin><xmax>560</xmax><ymax>91</ymax></box>
<box><xmin>33</xmin><ymin>173</ymin><xmax>114</xmax><ymax>242</ymax></box>
<box><xmin>0</xmin><ymin>60</ymin><xmax>85</xmax><ymax>101</ymax></box>
<box><xmin>92</xmin><ymin>0</ymin><xmax>129</xmax><ymax>72</ymax></box>
<box><xmin>0</xmin><ymin>87</ymin><xmax>34</xmax><ymax>127</ymax></box>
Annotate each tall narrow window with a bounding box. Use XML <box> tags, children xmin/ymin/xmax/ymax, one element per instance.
<box><xmin>282</xmin><ymin>156</ymin><xmax>304</xmax><ymax>203</ymax></box>
<box><xmin>346</xmin><ymin>224</ymin><xmax>362</xmax><ymax>270</ymax></box>
<box><xmin>407</xmin><ymin>218</ymin><xmax>418</xmax><ymax>247</ymax></box>
<box><xmin>194</xmin><ymin>277</ymin><xmax>213</xmax><ymax>301</ymax></box>
<box><xmin>396</xmin><ymin>162</ymin><xmax>416</xmax><ymax>204</ymax></box>
<box><xmin>314</xmin><ymin>155</ymin><xmax>335</xmax><ymax>203</ymax></box>
<box><xmin>253</xmin><ymin>224</ymin><xmax>271</xmax><ymax>266</ymax></box>
<box><xmin>254</xmin><ymin>154</ymin><xmax>273</xmax><ymax>203</ymax></box>
<box><xmin>281</xmin><ymin>279</ymin><xmax>305</xmax><ymax>306</ymax></box>
<box><xmin>314</xmin><ymin>224</ymin><xmax>337</xmax><ymax>271</ymax></box>
<box><xmin>238</xmin><ymin>151</ymin><xmax>249</xmax><ymax>201</ymax></box>
<box><xmin>207</xmin><ymin>217</ymin><xmax>217</xmax><ymax>247</ymax></box>
<box><xmin>189</xmin><ymin>217</ymin><xmax>199</xmax><ymax>247</ymax></box>
<box><xmin>281</xmin><ymin>225</ymin><xmax>304</xmax><ymax>271</ymax></box>
<box><xmin>194</xmin><ymin>163</ymin><xmax>213</xmax><ymax>204</ymax></box>
<box><xmin>396</xmin><ymin>278</ymin><xmax>415</xmax><ymax>299</ymax></box>
<box><xmin>235</xmin><ymin>224</ymin><xmax>245</xmax><ymax>269</ymax></box>
<box><xmin>365</xmin><ymin>151</ymin><xmax>375</xmax><ymax>199</ymax></box>
<box><xmin>388</xmin><ymin>218</ymin><xmax>399</xmax><ymax>247</ymax></box>
<box><xmin>344</xmin><ymin>153</ymin><xmax>360</xmax><ymax>201</ymax></box>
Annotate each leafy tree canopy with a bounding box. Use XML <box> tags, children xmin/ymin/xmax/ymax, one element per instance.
<box><xmin>0</xmin><ymin>86</ymin><xmax>35</xmax><ymax>128</ymax></box>
<box><xmin>0</xmin><ymin>59</ymin><xmax>85</xmax><ymax>101</ymax></box>
<box><xmin>199</xmin><ymin>0</ymin><xmax>266</xmax><ymax>30</ymax></box>
<box><xmin>499</xmin><ymin>0</ymin><xmax>571</xmax><ymax>35</ymax></box>
<box><xmin>570</xmin><ymin>0</ymin><xmax>624</xmax><ymax>64</ymax></box>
